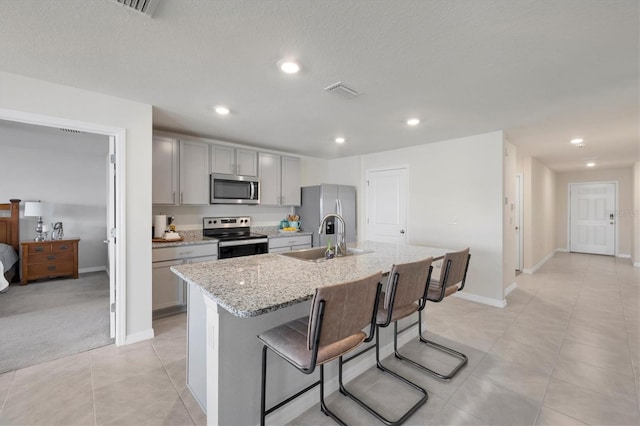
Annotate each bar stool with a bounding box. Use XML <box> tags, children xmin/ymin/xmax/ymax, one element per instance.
<box><xmin>258</xmin><ymin>271</ymin><xmax>382</xmax><ymax>426</ymax></box>
<box><xmin>338</xmin><ymin>257</ymin><xmax>434</xmax><ymax>425</ymax></box>
<box><xmin>394</xmin><ymin>247</ymin><xmax>471</xmax><ymax>381</ymax></box>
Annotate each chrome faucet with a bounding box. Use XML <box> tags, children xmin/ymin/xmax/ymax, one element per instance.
<box><xmin>318</xmin><ymin>213</ymin><xmax>347</xmax><ymax>256</ymax></box>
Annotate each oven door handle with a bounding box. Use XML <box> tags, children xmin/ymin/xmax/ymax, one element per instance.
<box><xmin>218</xmin><ymin>238</ymin><xmax>269</xmax><ymax>248</ymax></box>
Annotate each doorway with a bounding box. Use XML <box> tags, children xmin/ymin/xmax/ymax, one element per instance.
<box><xmin>365</xmin><ymin>167</ymin><xmax>408</xmax><ymax>243</ymax></box>
<box><xmin>569</xmin><ymin>182</ymin><xmax>616</xmax><ymax>256</ymax></box>
<box><xmin>0</xmin><ymin>108</ymin><xmax>126</xmax><ymax>345</ymax></box>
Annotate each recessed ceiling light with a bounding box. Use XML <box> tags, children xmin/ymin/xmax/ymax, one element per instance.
<box><xmin>570</xmin><ymin>138</ymin><xmax>584</xmax><ymax>144</ymax></box>
<box><xmin>335</xmin><ymin>137</ymin><xmax>345</xmax><ymax>144</ymax></box>
<box><xmin>407</xmin><ymin>118</ymin><xmax>420</xmax><ymax>126</ymax></box>
<box><xmin>214</xmin><ymin>106</ymin><xmax>230</xmax><ymax>115</ymax></box>
<box><xmin>586</xmin><ymin>162</ymin><xmax>595</xmax><ymax>167</ymax></box>
<box><xmin>280</xmin><ymin>61</ymin><xmax>300</xmax><ymax>74</ymax></box>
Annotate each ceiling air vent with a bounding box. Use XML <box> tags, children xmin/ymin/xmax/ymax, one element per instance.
<box><xmin>59</xmin><ymin>128</ymin><xmax>86</xmax><ymax>134</ymax></box>
<box><xmin>323</xmin><ymin>82</ymin><xmax>360</xmax><ymax>100</ymax></box>
<box><xmin>112</xmin><ymin>0</ymin><xmax>160</xmax><ymax>17</ymax></box>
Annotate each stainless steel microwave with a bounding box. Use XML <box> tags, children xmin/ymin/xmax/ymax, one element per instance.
<box><xmin>210</xmin><ymin>174</ymin><xmax>260</xmax><ymax>204</ymax></box>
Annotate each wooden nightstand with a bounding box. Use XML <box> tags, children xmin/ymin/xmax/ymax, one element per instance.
<box><xmin>20</xmin><ymin>238</ymin><xmax>80</xmax><ymax>285</ymax></box>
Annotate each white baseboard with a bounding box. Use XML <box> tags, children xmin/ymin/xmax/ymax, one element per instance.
<box><xmin>523</xmin><ymin>250</ymin><xmax>556</xmax><ymax>274</ymax></box>
<box><xmin>79</xmin><ymin>266</ymin><xmax>107</xmax><ymax>274</ymax></box>
<box><xmin>124</xmin><ymin>328</ymin><xmax>155</xmax><ymax>345</ymax></box>
<box><xmin>616</xmin><ymin>254</ymin><xmax>631</xmax><ymax>259</ymax></box>
<box><xmin>634</xmin><ymin>262</ymin><xmax>640</xmax><ymax>268</ymax></box>
<box><xmin>556</xmin><ymin>247</ymin><xmax>569</xmax><ymax>252</ymax></box>
<box><xmin>504</xmin><ymin>282</ymin><xmax>517</xmax><ymax>297</ymax></box>
<box><xmin>268</xmin><ymin>323</ymin><xmax>419</xmax><ymax>425</ymax></box>
<box><xmin>452</xmin><ymin>291</ymin><xmax>507</xmax><ymax>308</ymax></box>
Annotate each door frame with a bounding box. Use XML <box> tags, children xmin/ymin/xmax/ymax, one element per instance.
<box><xmin>515</xmin><ymin>173</ymin><xmax>523</xmax><ymax>271</ymax></box>
<box><xmin>364</xmin><ymin>165</ymin><xmax>409</xmax><ymax>243</ymax></box>
<box><xmin>1</xmin><ymin>108</ymin><xmax>127</xmax><ymax>345</ymax></box>
<box><xmin>567</xmin><ymin>181</ymin><xmax>618</xmax><ymax>256</ymax></box>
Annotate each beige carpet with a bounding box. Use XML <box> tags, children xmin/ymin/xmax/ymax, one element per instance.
<box><xmin>0</xmin><ymin>272</ymin><xmax>113</xmax><ymax>373</ymax></box>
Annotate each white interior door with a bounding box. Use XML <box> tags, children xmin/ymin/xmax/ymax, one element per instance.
<box><xmin>515</xmin><ymin>174</ymin><xmax>523</xmax><ymax>271</ymax></box>
<box><xmin>107</xmin><ymin>136</ymin><xmax>116</xmax><ymax>338</ymax></box>
<box><xmin>366</xmin><ymin>168</ymin><xmax>407</xmax><ymax>243</ymax></box>
<box><xmin>569</xmin><ymin>182</ymin><xmax>616</xmax><ymax>255</ymax></box>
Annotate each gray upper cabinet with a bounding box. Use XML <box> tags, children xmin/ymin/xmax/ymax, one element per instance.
<box><xmin>179</xmin><ymin>139</ymin><xmax>210</xmax><ymax>205</ymax></box>
<box><xmin>152</xmin><ymin>137</ymin><xmax>179</xmax><ymax>205</ymax></box>
<box><xmin>258</xmin><ymin>152</ymin><xmax>281</xmax><ymax>205</ymax></box>
<box><xmin>210</xmin><ymin>144</ymin><xmax>258</xmax><ymax>177</ymax></box>
<box><xmin>281</xmin><ymin>156</ymin><xmax>301</xmax><ymax>206</ymax></box>
<box><xmin>259</xmin><ymin>153</ymin><xmax>301</xmax><ymax>206</ymax></box>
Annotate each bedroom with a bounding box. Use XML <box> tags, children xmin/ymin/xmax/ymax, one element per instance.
<box><xmin>0</xmin><ymin>120</ymin><xmax>113</xmax><ymax>372</ymax></box>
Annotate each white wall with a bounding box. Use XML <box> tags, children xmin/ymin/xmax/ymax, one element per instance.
<box><xmin>523</xmin><ymin>156</ymin><xmax>556</xmax><ymax>271</ymax></box>
<box><xmin>503</xmin><ymin>140</ymin><xmax>516</xmax><ymax>290</ymax></box>
<box><xmin>0</xmin><ymin>122</ymin><xmax>109</xmax><ymax>271</ymax></box>
<box><xmin>358</xmin><ymin>131</ymin><xmax>506</xmax><ymax>305</ymax></box>
<box><xmin>555</xmin><ymin>167</ymin><xmax>634</xmax><ymax>256</ymax></box>
<box><xmin>0</xmin><ymin>71</ymin><xmax>153</xmax><ymax>342</ymax></box>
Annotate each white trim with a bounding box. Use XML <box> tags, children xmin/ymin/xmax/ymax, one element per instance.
<box><xmin>523</xmin><ymin>250</ymin><xmax>555</xmax><ymax>274</ymax></box>
<box><xmin>124</xmin><ymin>328</ymin><xmax>155</xmax><ymax>345</ymax></box>
<box><xmin>515</xmin><ymin>173</ymin><xmax>524</xmax><ymax>271</ymax></box>
<box><xmin>616</xmin><ymin>254</ymin><xmax>631</xmax><ymax>259</ymax></box>
<box><xmin>267</xmin><ymin>320</ymin><xmax>420</xmax><ymax>425</ymax></box>
<box><xmin>556</xmin><ymin>247</ymin><xmax>569</xmax><ymax>252</ymax></box>
<box><xmin>0</xmin><ymin>108</ymin><xmax>128</xmax><ymax>347</ymax></box>
<box><xmin>79</xmin><ymin>266</ymin><xmax>108</xmax><ymax>274</ymax></box>
<box><xmin>504</xmin><ymin>282</ymin><xmax>518</xmax><ymax>297</ymax></box>
<box><xmin>634</xmin><ymin>262</ymin><xmax>640</xmax><ymax>268</ymax></box>
<box><xmin>451</xmin><ymin>291</ymin><xmax>507</xmax><ymax>308</ymax></box>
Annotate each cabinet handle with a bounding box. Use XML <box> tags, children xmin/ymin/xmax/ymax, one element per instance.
<box><xmin>35</xmin><ymin>246</ymin><xmax>45</xmax><ymax>252</ymax></box>
<box><xmin>173</xmin><ymin>192</ymin><xmax>176</xmax><ymax>204</ymax></box>
<box><xmin>60</xmin><ymin>245</ymin><xmax>68</xmax><ymax>250</ymax></box>
<box><xmin>180</xmin><ymin>192</ymin><xmax>183</xmax><ymax>204</ymax></box>
<box><xmin>47</xmin><ymin>255</ymin><xmax>56</xmax><ymax>260</ymax></box>
<box><xmin>47</xmin><ymin>265</ymin><xmax>56</xmax><ymax>271</ymax></box>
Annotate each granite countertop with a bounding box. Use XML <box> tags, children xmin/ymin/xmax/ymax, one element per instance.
<box><xmin>171</xmin><ymin>241</ymin><xmax>450</xmax><ymax>318</ymax></box>
<box><xmin>152</xmin><ymin>230</ymin><xmax>218</xmax><ymax>249</ymax></box>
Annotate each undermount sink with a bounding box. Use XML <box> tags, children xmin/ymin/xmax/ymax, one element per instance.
<box><xmin>279</xmin><ymin>246</ymin><xmax>374</xmax><ymax>262</ymax></box>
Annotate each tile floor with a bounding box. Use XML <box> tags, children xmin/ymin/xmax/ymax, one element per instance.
<box><xmin>0</xmin><ymin>252</ymin><xmax>637</xmax><ymax>425</ymax></box>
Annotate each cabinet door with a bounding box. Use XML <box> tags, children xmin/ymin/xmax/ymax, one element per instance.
<box><xmin>258</xmin><ymin>152</ymin><xmax>280</xmax><ymax>206</ymax></box>
<box><xmin>210</xmin><ymin>144</ymin><xmax>235</xmax><ymax>175</ymax></box>
<box><xmin>236</xmin><ymin>149</ymin><xmax>258</xmax><ymax>177</ymax></box>
<box><xmin>179</xmin><ymin>140</ymin><xmax>210</xmax><ymax>205</ymax></box>
<box><xmin>152</xmin><ymin>260</ymin><xmax>184</xmax><ymax>310</ymax></box>
<box><xmin>152</xmin><ymin>137</ymin><xmax>178</xmax><ymax>205</ymax></box>
<box><xmin>281</xmin><ymin>156</ymin><xmax>301</xmax><ymax>206</ymax></box>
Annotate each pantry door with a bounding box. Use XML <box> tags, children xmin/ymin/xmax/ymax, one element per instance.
<box><xmin>365</xmin><ymin>167</ymin><xmax>408</xmax><ymax>244</ymax></box>
<box><xmin>569</xmin><ymin>182</ymin><xmax>616</xmax><ymax>256</ymax></box>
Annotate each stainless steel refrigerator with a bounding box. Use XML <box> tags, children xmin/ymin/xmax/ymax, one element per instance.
<box><xmin>295</xmin><ymin>184</ymin><xmax>357</xmax><ymax>247</ymax></box>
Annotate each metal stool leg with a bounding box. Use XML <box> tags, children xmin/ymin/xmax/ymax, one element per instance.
<box><xmin>337</xmin><ymin>327</ymin><xmax>429</xmax><ymax>425</ymax></box>
<box><xmin>393</xmin><ymin>311</ymin><xmax>467</xmax><ymax>381</ymax></box>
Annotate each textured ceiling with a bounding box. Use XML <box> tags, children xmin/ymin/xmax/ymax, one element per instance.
<box><xmin>0</xmin><ymin>0</ymin><xmax>637</xmax><ymax>171</ymax></box>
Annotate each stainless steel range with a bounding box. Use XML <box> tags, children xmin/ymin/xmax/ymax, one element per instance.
<box><xmin>203</xmin><ymin>217</ymin><xmax>268</xmax><ymax>259</ymax></box>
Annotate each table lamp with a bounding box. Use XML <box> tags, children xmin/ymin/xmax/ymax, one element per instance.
<box><xmin>24</xmin><ymin>201</ymin><xmax>45</xmax><ymax>241</ymax></box>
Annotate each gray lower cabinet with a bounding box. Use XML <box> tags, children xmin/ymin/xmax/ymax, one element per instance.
<box><xmin>268</xmin><ymin>235</ymin><xmax>312</xmax><ymax>253</ymax></box>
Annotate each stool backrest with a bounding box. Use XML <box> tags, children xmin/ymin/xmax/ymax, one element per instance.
<box><xmin>438</xmin><ymin>247</ymin><xmax>471</xmax><ymax>291</ymax></box>
<box><xmin>307</xmin><ymin>271</ymin><xmax>382</xmax><ymax>350</ymax></box>
<box><xmin>385</xmin><ymin>257</ymin><xmax>433</xmax><ymax>310</ymax></box>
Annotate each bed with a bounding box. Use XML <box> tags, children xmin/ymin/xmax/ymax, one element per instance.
<box><xmin>0</xmin><ymin>199</ymin><xmax>21</xmax><ymax>285</ymax></box>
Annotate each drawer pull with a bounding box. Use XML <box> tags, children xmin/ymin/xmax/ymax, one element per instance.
<box><xmin>59</xmin><ymin>245</ymin><xmax>68</xmax><ymax>250</ymax></box>
<box><xmin>35</xmin><ymin>246</ymin><xmax>45</xmax><ymax>252</ymax></box>
<box><xmin>47</xmin><ymin>265</ymin><xmax>56</xmax><ymax>271</ymax></box>
<box><xmin>47</xmin><ymin>255</ymin><xmax>56</xmax><ymax>260</ymax></box>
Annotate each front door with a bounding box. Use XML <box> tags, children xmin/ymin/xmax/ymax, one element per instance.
<box><xmin>569</xmin><ymin>182</ymin><xmax>616</xmax><ymax>256</ymax></box>
<box><xmin>365</xmin><ymin>167</ymin><xmax>407</xmax><ymax>244</ymax></box>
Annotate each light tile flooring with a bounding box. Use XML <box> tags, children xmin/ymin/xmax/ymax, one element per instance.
<box><xmin>0</xmin><ymin>252</ymin><xmax>638</xmax><ymax>425</ymax></box>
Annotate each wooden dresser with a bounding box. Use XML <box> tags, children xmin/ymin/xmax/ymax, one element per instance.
<box><xmin>20</xmin><ymin>238</ymin><xmax>80</xmax><ymax>285</ymax></box>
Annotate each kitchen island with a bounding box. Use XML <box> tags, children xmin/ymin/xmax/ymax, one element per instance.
<box><xmin>171</xmin><ymin>241</ymin><xmax>449</xmax><ymax>425</ymax></box>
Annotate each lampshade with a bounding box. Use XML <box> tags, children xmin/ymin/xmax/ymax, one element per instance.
<box><xmin>24</xmin><ymin>201</ymin><xmax>44</xmax><ymax>217</ymax></box>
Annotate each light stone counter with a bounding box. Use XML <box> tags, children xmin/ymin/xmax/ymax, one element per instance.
<box><xmin>172</xmin><ymin>241</ymin><xmax>450</xmax><ymax>426</ymax></box>
<box><xmin>171</xmin><ymin>240</ymin><xmax>448</xmax><ymax>318</ymax></box>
